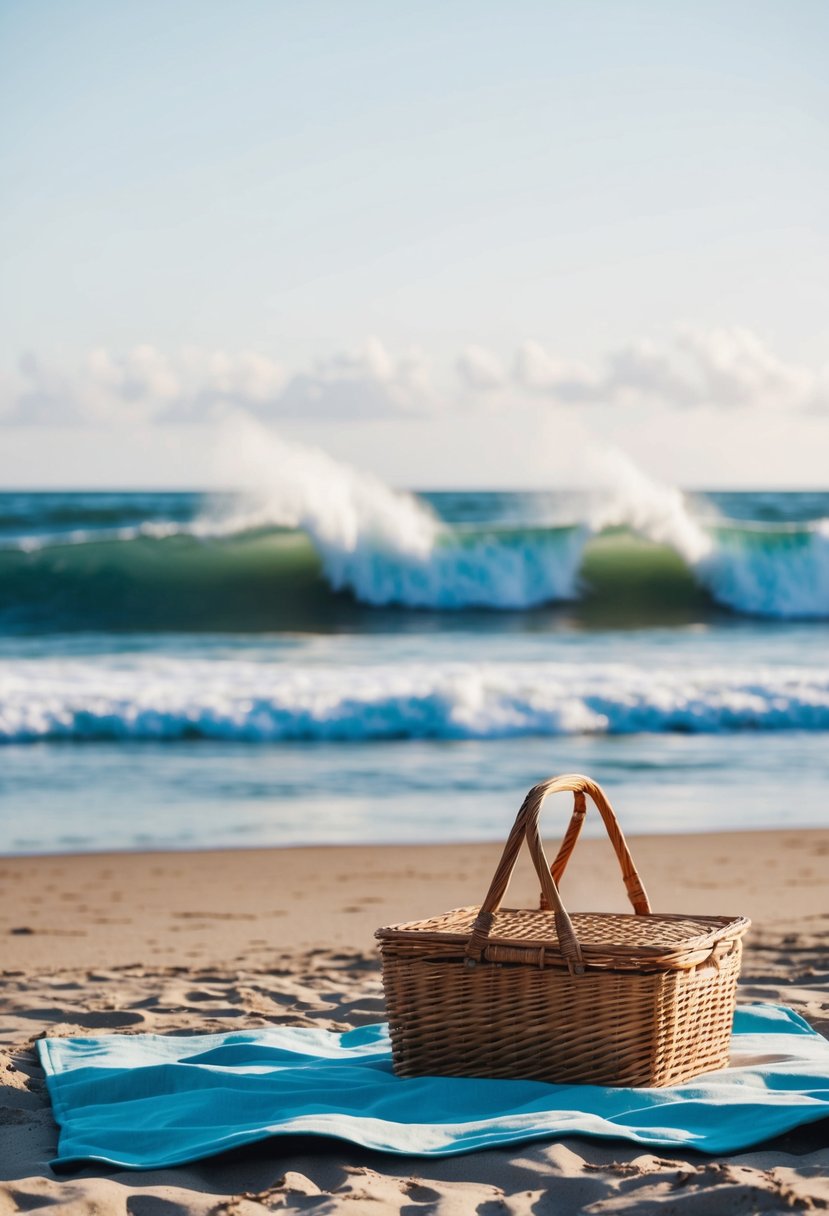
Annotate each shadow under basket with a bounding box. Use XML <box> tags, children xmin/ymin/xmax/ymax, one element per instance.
<box><xmin>376</xmin><ymin>774</ymin><xmax>750</xmax><ymax>1089</ymax></box>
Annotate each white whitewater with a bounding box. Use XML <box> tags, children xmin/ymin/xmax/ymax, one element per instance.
<box><xmin>3</xmin><ymin>654</ymin><xmax>829</xmax><ymax>742</ymax></box>
<box><xmin>207</xmin><ymin>417</ymin><xmax>587</xmax><ymax>607</ymax></box>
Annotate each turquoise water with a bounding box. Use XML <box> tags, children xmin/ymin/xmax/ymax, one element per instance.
<box><xmin>1</xmin><ymin>488</ymin><xmax>828</xmax><ymax>854</ymax></box>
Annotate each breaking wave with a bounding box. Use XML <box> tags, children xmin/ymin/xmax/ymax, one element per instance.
<box><xmin>2</xmin><ymin>657</ymin><xmax>829</xmax><ymax>742</ymax></box>
<box><xmin>1</xmin><ymin>434</ymin><xmax>828</xmax><ymax>626</ymax></box>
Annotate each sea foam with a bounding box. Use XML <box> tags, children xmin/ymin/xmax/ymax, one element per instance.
<box><xmin>3</xmin><ymin>656</ymin><xmax>829</xmax><ymax>743</ymax></box>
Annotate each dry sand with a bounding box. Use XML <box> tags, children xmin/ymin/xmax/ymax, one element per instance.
<box><xmin>1</xmin><ymin>830</ymin><xmax>828</xmax><ymax>1214</ymax></box>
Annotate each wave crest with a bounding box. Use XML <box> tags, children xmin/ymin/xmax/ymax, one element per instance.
<box><xmin>3</xmin><ymin>657</ymin><xmax>829</xmax><ymax>742</ymax></box>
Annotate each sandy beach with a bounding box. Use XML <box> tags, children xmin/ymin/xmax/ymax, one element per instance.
<box><xmin>1</xmin><ymin>828</ymin><xmax>827</xmax><ymax>1214</ymax></box>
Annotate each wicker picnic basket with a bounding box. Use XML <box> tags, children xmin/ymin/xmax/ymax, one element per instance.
<box><xmin>376</xmin><ymin>774</ymin><xmax>750</xmax><ymax>1088</ymax></box>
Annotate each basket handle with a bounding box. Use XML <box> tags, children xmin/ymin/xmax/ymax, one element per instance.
<box><xmin>544</xmin><ymin>789</ymin><xmax>588</xmax><ymax>903</ymax></box>
<box><xmin>464</xmin><ymin>774</ymin><xmax>651</xmax><ymax>975</ymax></box>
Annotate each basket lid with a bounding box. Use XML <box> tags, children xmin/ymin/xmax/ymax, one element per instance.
<box><xmin>376</xmin><ymin>906</ymin><xmax>750</xmax><ymax>971</ymax></box>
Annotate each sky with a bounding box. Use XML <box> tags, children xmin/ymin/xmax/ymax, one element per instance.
<box><xmin>1</xmin><ymin>0</ymin><xmax>828</xmax><ymax>488</ymax></box>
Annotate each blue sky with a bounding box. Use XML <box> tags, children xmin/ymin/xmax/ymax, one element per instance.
<box><xmin>2</xmin><ymin>1</ymin><xmax>828</xmax><ymax>487</ymax></box>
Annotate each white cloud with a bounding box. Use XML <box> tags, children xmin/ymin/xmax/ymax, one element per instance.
<box><xmin>602</xmin><ymin>339</ymin><xmax>699</xmax><ymax>407</ymax></box>
<box><xmin>512</xmin><ymin>327</ymin><xmax>829</xmax><ymax>412</ymax></box>
<box><xmin>81</xmin><ymin>346</ymin><xmax>182</xmax><ymax>422</ymax></box>
<box><xmin>8</xmin><ymin>346</ymin><xmax>289</xmax><ymax>425</ymax></box>
<box><xmin>276</xmin><ymin>338</ymin><xmax>434</xmax><ymax>418</ymax></box>
<box><xmin>513</xmin><ymin>341</ymin><xmax>602</xmax><ymax>401</ymax></box>
<box><xmin>2</xmin><ymin>329</ymin><xmax>826</xmax><ymax>427</ymax></box>
<box><xmin>14</xmin><ymin>348</ymin><xmax>156</xmax><ymax>424</ymax></box>
<box><xmin>3</xmin><ymin>338</ymin><xmax>434</xmax><ymax>425</ymax></box>
<box><xmin>672</xmin><ymin>326</ymin><xmax>820</xmax><ymax>408</ymax></box>
<box><xmin>176</xmin><ymin>348</ymin><xmax>287</xmax><ymax>408</ymax></box>
<box><xmin>456</xmin><ymin>345</ymin><xmax>505</xmax><ymax>392</ymax></box>
<box><xmin>6</xmin><ymin>353</ymin><xmax>69</xmax><ymax>423</ymax></box>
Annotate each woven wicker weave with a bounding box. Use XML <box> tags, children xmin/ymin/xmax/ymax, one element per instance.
<box><xmin>377</xmin><ymin>774</ymin><xmax>750</xmax><ymax>1088</ymax></box>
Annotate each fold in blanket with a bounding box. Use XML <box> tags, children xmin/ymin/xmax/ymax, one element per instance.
<box><xmin>39</xmin><ymin>1003</ymin><xmax>829</xmax><ymax>1168</ymax></box>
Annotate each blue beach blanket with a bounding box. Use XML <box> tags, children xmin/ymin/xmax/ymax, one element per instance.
<box><xmin>39</xmin><ymin>1004</ymin><xmax>829</xmax><ymax>1169</ymax></box>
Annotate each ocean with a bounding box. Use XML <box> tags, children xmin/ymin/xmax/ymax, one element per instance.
<box><xmin>2</xmin><ymin>472</ymin><xmax>828</xmax><ymax>855</ymax></box>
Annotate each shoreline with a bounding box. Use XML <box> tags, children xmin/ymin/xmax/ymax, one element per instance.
<box><xmin>7</xmin><ymin>817</ymin><xmax>829</xmax><ymax>858</ymax></box>
<box><xmin>2</xmin><ymin>829</ymin><xmax>827</xmax><ymax>1213</ymax></box>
